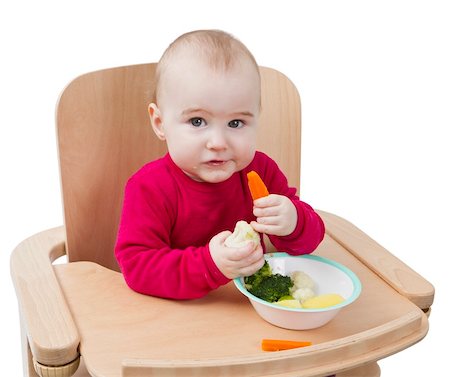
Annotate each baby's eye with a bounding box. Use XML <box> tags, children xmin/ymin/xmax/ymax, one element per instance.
<box><xmin>228</xmin><ymin>119</ymin><xmax>243</xmax><ymax>129</ymax></box>
<box><xmin>190</xmin><ymin>117</ymin><xmax>205</xmax><ymax>127</ymax></box>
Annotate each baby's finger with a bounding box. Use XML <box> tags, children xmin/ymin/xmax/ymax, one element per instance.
<box><xmin>253</xmin><ymin>194</ymin><xmax>281</xmax><ymax>207</ymax></box>
<box><xmin>255</xmin><ymin>215</ymin><xmax>280</xmax><ymax>226</ymax></box>
<box><xmin>251</xmin><ymin>221</ymin><xmax>283</xmax><ymax>236</ymax></box>
<box><xmin>253</xmin><ymin>206</ymin><xmax>278</xmax><ymax>218</ymax></box>
<box><xmin>250</xmin><ymin>220</ymin><xmax>269</xmax><ymax>234</ymax></box>
<box><xmin>216</xmin><ymin>230</ymin><xmax>232</xmax><ymax>243</ymax></box>
<box><xmin>243</xmin><ymin>245</ymin><xmax>263</xmax><ymax>265</ymax></box>
<box><xmin>228</xmin><ymin>241</ymin><xmax>256</xmax><ymax>261</ymax></box>
<box><xmin>210</xmin><ymin>231</ymin><xmax>233</xmax><ymax>250</ymax></box>
<box><xmin>240</xmin><ymin>256</ymin><xmax>266</xmax><ymax>277</ymax></box>
<box><xmin>250</xmin><ymin>220</ymin><xmax>264</xmax><ymax>233</ymax></box>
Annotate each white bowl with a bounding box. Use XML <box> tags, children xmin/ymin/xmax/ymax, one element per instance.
<box><xmin>234</xmin><ymin>253</ymin><xmax>362</xmax><ymax>330</ymax></box>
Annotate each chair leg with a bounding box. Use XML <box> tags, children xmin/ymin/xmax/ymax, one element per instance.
<box><xmin>33</xmin><ymin>357</ymin><xmax>81</xmax><ymax>377</ymax></box>
<box><xmin>20</xmin><ymin>312</ymin><xmax>40</xmax><ymax>377</ymax></box>
<box><xmin>25</xmin><ymin>343</ymin><xmax>41</xmax><ymax>377</ymax></box>
<box><xmin>20</xmin><ymin>311</ymin><xmax>82</xmax><ymax>377</ymax></box>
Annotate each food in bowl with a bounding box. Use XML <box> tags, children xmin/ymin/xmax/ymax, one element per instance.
<box><xmin>243</xmin><ymin>260</ymin><xmax>345</xmax><ymax>310</ymax></box>
<box><xmin>244</xmin><ymin>261</ymin><xmax>293</xmax><ymax>303</ymax></box>
<box><xmin>234</xmin><ymin>253</ymin><xmax>362</xmax><ymax>330</ymax></box>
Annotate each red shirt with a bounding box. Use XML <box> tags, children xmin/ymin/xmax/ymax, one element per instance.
<box><xmin>115</xmin><ymin>152</ymin><xmax>324</xmax><ymax>299</ymax></box>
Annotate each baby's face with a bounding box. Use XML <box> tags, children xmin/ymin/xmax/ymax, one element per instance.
<box><xmin>151</xmin><ymin>53</ymin><xmax>261</xmax><ymax>183</ymax></box>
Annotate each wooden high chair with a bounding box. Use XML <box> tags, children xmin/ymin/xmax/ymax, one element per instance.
<box><xmin>11</xmin><ymin>64</ymin><xmax>434</xmax><ymax>377</ymax></box>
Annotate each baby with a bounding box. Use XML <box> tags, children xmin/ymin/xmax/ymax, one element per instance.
<box><xmin>115</xmin><ymin>30</ymin><xmax>325</xmax><ymax>299</ymax></box>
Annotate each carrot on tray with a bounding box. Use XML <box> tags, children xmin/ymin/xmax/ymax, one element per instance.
<box><xmin>247</xmin><ymin>170</ymin><xmax>269</xmax><ymax>200</ymax></box>
<box><xmin>261</xmin><ymin>339</ymin><xmax>312</xmax><ymax>352</ymax></box>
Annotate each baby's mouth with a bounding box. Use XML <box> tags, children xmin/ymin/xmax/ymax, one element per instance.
<box><xmin>206</xmin><ymin>160</ymin><xmax>227</xmax><ymax>166</ymax></box>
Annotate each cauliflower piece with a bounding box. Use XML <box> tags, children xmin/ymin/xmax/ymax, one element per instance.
<box><xmin>292</xmin><ymin>287</ymin><xmax>316</xmax><ymax>302</ymax></box>
<box><xmin>291</xmin><ymin>271</ymin><xmax>315</xmax><ymax>290</ymax></box>
<box><xmin>225</xmin><ymin>221</ymin><xmax>260</xmax><ymax>249</ymax></box>
<box><xmin>289</xmin><ymin>271</ymin><xmax>316</xmax><ymax>302</ymax></box>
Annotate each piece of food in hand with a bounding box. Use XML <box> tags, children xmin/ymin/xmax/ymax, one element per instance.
<box><xmin>247</xmin><ymin>170</ymin><xmax>269</xmax><ymax>200</ymax></box>
<box><xmin>224</xmin><ymin>220</ymin><xmax>260</xmax><ymax>249</ymax></box>
<box><xmin>301</xmin><ymin>293</ymin><xmax>345</xmax><ymax>309</ymax></box>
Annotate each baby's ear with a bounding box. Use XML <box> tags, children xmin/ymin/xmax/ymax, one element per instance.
<box><xmin>148</xmin><ymin>103</ymin><xmax>165</xmax><ymax>140</ymax></box>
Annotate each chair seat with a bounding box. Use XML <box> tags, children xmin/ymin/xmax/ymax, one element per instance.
<box><xmin>54</xmin><ymin>233</ymin><xmax>428</xmax><ymax>377</ymax></box>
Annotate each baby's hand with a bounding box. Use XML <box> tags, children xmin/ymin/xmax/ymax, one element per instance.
<box><xmin>250</xmin><ymin>194</ymin><xmax>297</xmax><ymax>236</ymax></box>
<box><xmin>209</xmin><ymin>231</ymin><xmax>265</xmax><ymax>279</ymax></box>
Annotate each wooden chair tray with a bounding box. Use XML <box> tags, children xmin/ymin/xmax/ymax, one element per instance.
<box><xmin>54</xmin><ymin>234</ymin><xmax>428</xmax><ymax>377</ymax></box>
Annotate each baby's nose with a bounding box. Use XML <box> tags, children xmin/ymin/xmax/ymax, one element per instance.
<box><xmin>206</xmin><ymin>128</ymin><xmax>228</xmax><ymax>150</ymax></box>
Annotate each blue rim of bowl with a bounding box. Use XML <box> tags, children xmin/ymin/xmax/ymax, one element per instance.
<box><xmin>233</xmin><ymin>253</ymin><xmax>362</xmax><ymax>312</ymax></box>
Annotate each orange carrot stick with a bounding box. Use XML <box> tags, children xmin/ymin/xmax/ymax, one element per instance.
<box><xmin>261</xmin><ymin>339</ymin><xmax>312</xmax><ymax>351</ymax></box>
<box><xmin>247</xmin><ymin>170</ymin><xmax>269</xmax><ymax>200</ymax></box>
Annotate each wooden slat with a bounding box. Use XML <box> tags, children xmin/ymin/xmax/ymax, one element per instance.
<box><xmin>10</xmin><ymin>227</ymin><xmax>80</xmax><ymax>367</ymax></box>
<box><xmin>57</xmin><ymin>63</ymin><xmax>162</xmax><ymax>271</ymax></box>
<box><xmin>259</xmin><ymin>66</ymin><xmax>301</xmax><ymax>190</ymax></box>
<box><xmin>319</xmin><ymin>210</ymin><xmax>435</xmax><ymax>309</ymax></box>
<box><xmin>123</xmin><ymin>361</ymin><xmax>381</xmax><ymax>377</ymax></box>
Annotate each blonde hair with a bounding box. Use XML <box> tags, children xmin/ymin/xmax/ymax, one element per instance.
<box><xmin>153</xmin><ymin>29</ymin><xmax>260</xmax><ymax>103</ymax></box>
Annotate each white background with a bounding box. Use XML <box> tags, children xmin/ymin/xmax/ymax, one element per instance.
<box><xmin>1</xmin><ymin>0</ymin><xmax>448</xmax><ymax>375</ymax></box>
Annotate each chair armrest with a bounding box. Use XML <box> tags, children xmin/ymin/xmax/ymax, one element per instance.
<box><xmin>10</xmin><ymin>227</ymin><xmax>80</xmax><ymax>366</ymax></box>
<box><xmin>318</xmin><ymin>210</ymin><xmax>435</xmax><ymax>310</ymax></box>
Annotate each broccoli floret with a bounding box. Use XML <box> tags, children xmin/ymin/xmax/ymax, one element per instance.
<box><xmin>248</xmin><ymin>274</ymin><xmax>294</xmax><ymax>303</ymax></box>
<box><xmin>244</xmin><ymin>261</ymin><xmax>294</xmax><ymax>302</ymax></box>
<box><xmin>244</xmin><ymin>260</ymin><xmax>272</xmax><ymax>290</ymax></box>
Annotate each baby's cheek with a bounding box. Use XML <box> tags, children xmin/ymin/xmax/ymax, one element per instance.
<box><xmin>236</xmin><ymin>146</ymin><xmax>256</xmax><ymax>169</ymax></box>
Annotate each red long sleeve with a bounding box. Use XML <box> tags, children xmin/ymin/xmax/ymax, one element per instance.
<box><xmin>115</xmin><ymin>152</ymin><xmax>324</xmax><ymax>299</ymax></box>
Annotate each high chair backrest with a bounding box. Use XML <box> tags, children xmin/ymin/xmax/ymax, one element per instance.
<box><xmin>57</xmin><ymin>64</ymin><xmax>301</xmax><ymax>270</ymax></box>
